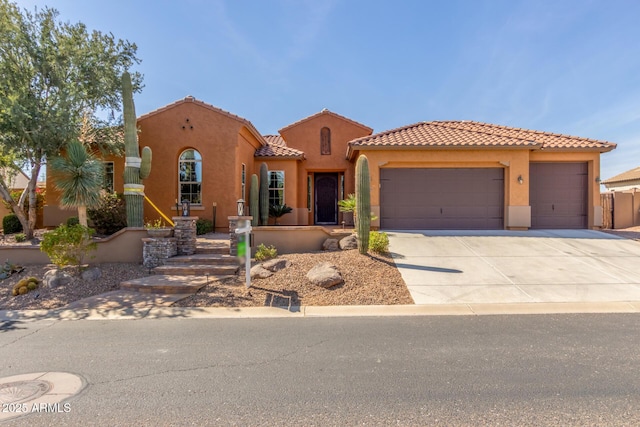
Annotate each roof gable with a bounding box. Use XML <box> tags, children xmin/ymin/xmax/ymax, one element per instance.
<box><xmin>279</xmin><ymin>108</ymin><xmax>372</xmax><ymax>134</ymax></box>
<box><xmin>138</xmin><ymin>96</ymin><xmax>266</xmax><ymax>146</ymax></box>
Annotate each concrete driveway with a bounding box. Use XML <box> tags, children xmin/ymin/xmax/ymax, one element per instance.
<box><xmin>387</xmin><ymin>230</ymin><xmax>640</xmax><ymax>305</ymax></box>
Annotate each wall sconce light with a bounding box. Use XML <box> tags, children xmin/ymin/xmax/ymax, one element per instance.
<box><xmin>237</xmin><ymin>199</ymin><xmax>245</xmax><ymax>216</ymax></box>
<box><xmin>517</xmin><ymin>175</ymin><xmax>524</xmax><ymax>185</ymax></box>
<box><xmin>181</xmin><ymin>199</ymin><xmax>191</xmax><ymax>217</ymax></box>
<box><xmin>595</xmin><ymin>176</ymin><xmax>601</xmax><ymax>184</ymax></box>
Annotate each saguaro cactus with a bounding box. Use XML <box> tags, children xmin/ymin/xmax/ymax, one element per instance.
<box><xmin>356</xmin><ymin>155</ymin><xmax>371</xmax><ymax>254</ymax></box>
<box><xmin>259</xmin><ymin>163</ymin><xmax>269</xmax><ymax>226</ymax></box>
<box><xmin>250</xmin><ymin>174</ymin><xmax>259</xmax><ymax>227</ymax></box>
<box><xmin>122</xmin><ymin>71</ymin><xmax>152</xmax><ymax>227</ymax></box>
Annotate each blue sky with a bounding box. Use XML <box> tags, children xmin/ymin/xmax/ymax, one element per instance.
<box><xmin>18</xmin><ymin>0</ymin><xmax>640</xmax><ymax>181</ymax></box>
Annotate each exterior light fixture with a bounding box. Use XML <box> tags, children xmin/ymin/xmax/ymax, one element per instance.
<box><xmin>517</xmin><ymin>175</ymin><xmax>524</xmax><ymax>185</ymax></box>
<box><xmin>595</xmin><ymin>176</ymin><xmax>601</xmax><ymax>184</ymax></box>
<box><xmin>181</xmin><ymin>199</ymin><xmax>191</xmax><ymax>216</ymax></box>
<box><xmin>237</xmin><ymin>199</ymin><xmax>245</xmax><ymax>216</ymax></box>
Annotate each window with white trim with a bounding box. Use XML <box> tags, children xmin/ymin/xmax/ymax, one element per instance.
<box><xmin>268</xmin><ymin>171</ymin><xmax>285</xmax><ymax>206</ymax></box>
<box><xmin>178</xmin><ymin>149</ymin><xmax>202</xmax><ymax>204</ymax></box>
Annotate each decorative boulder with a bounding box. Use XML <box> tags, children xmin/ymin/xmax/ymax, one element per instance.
<box><xmin>339</xmin><ymin>235</ymin><xmax>358</xmax><ymax>250</ymax></box>
<box><xmin>322</xmin><ymin>238</ymin><xmax>339</xmax><ymax>251</ymax></box>
<box><xmin>306</xmin><ymin>262</ymin><xmax>343</xmax><ymax>288</ymax></box>
<box><xmin>81</xmin><ymin>267</ymin><xmax>102</xmax><ymax>281</ymax></box>
<box><xmin>262</xmin><ymin>258</ymin><xmax>292</xmax><ymax>272</ymax></box>
<box><xmin>43</xmin><ymin>269</ymin><xmax>73</xmax><ymax>288</ymax></box>
<box><xmin>250</xmin><ymin>264</ymin><xmax>273</xmax><ymax>279</ymax></box>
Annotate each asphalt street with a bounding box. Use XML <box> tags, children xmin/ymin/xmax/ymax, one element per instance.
<box><xmin>1</xmin><ymin>314</ymin><xmax>639</xmax><ymax>426</ymax></box>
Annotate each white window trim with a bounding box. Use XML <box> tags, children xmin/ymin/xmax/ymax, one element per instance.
<box><xmin>268</xmin><ymin>170</ymin><xmax>285</xmax><ymax>205</ymax></box>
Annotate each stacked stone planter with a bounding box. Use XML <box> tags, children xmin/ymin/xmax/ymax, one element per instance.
<box><xmin>142</xmin><ymin>237</ymin><xmax>177</xmax><ymax>268</ymax></box>
<box><xmin>173</xmin><ymin>216</ymin><xmax>197</xmax><ymax>255</ymax></box>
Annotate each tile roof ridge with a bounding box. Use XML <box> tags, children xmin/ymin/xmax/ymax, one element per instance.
<box><xmin>602</xmin><ymin>166</ymin><xmax>640</xmax><ymax>184</ymax></box>
<box><xmin>349</xmin><ymin>121</ymin><xmax>429</xmax><ymax>144</ymax></box>
<box><xmin>435</xmin><ymin>120</ymin><xmax>615</xmax><ymax>146</ymax></box>
<box><xmin>279</xmin><ymin>109</ymin><xmax>373</xmax><ymax>133</ymax></box>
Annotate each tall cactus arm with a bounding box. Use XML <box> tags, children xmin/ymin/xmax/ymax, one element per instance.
<box><xmin>140</xmin><ymin>146</ymin><xmax>152</xmax><ymax>179</ymax></box>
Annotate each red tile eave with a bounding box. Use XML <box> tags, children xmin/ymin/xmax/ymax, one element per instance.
<box><xmin>254</xmin><ymin>154</ymin><xmax>305</xmax><ymax>160</ymax></box>
<box><xmin>346</xmin><ymin>143</ymin><xmax>541</xmax><ymax>161</ymax></box>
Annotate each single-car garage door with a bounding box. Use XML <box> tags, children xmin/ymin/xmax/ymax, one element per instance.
<box><xmin>530</xmin><ymin>162</ymin><xmax>588</xmax><ymax>229</ymax></box>
<box><xmin>380</xmin><ymin>168</ymin><xmax>504</xmax><ymax>229</ymax></box>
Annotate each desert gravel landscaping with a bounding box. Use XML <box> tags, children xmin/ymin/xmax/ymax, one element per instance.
<box><xmin>0</xmin><ymin>231</ymin><xmax>413</xmax><ymax>310</ymax></box>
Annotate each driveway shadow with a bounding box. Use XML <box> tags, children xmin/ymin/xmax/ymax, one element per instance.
<box><xmin>392</xmin><ymin>263</ymin><xmax>462</xmax><ymax>274</ymax></box>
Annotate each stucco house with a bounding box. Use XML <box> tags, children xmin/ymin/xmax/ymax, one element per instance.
<box><xmin>44</xmin><ymin>96</ymin><xmax>616</xmax><ymax>231</ymax></box>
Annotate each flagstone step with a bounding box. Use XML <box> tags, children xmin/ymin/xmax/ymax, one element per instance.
<box><xmin>165</xmin><ymin>253</ymin><xmax>238</xmax><ymax>265</ymax></box>
<box><xmin>120</xmin><ymin>275</ymin><xmax>211</xmax><ymax>294</ymax></box>
<box><xmin>195</xmin><ymin>245</ymin><xmax>229</xmax><ymax>255</ymax></box>
<box><xmin>152</xmin><ymin>264</ymin><xmax>238</xmax><ymax>276</ymax></box>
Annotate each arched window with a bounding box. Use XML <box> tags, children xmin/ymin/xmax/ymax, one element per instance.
<box><xmin>178</xmin><ymin>149</ymin><xmax>202</xmax><ymax>204</ymax></box>
<box><xmin>320</xmin><ymin>127</ymin><xmax>331</xmax><ymax>155</ymax></box>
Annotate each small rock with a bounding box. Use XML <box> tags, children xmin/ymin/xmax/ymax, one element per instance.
<box><xmin>250</xmin><ymin>264</ymin><xmax>273</xmax><ymax>279</ymax></box>
<box><xmin>43</xmin><ymin>269</ymin><xmax>73</xmax><ymax>288</ymax></box>
<box><xmin>339</xmin><ymin>235</ymin><xmax>358</xmax><ymax>250</ymax></box>
<box><xmin>306</xmin><ymin>262</ymin><xmax>343</xmax><ymax>288</ymax></box>
<box><xmin>81</xmin><ymin>267</ymin><xmax>101</xmax><ymax>281</ymax></box>
<box><xmin>322</xmin><ymin>238</ymin><xmax>339</xmax><ymax>251</ymax></box>
<box><xmin>262</xmin><ymin>258</ymin><xmax>292</xmax><ymax>272</ymax></box>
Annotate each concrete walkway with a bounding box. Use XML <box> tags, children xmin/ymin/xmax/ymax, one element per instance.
<box><xmin>388</xmin><ymin>229</ymin><xmax>640</xmax><ymax>305</ymax></box>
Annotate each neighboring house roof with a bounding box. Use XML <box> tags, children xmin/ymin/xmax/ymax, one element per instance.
<box><xmin>279</xmin><ymin>108</ymin><xmax>373</xmax><ymax>134</ymax></box>
<box><xmin>255</xmin><ymin>135</ymin><xmax>305</xmax><ymax>159</ymax></box>
<box><xmin>602</xmin><ymin>166</ymin><xmax>640</xmax><ymax>185</ymax></box>
<box><xmin>347</xmin><ymin>120</ymin><xmax>616</xmax><ymax>159</ymax></box>
<box><xmin>138</xmin><ymin>96</ymin><xmax>267</xmax><ymax>146</ymax></box>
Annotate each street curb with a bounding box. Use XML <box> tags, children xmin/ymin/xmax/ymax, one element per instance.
<box><xmin>1</xmin><ymin>301</ymin><xmax>640</xmax><ymax>321</ymax></box>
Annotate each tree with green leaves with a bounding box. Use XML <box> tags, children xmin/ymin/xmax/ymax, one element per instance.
<box><xmin>49</xmin><ymin>141</ymin><xmax>104</xmax><ymax>227</ymax></box>
<box><xmin>0</xmin><ymin>0</ymin><xmax>141</xmax><ymax>238</ymax></box>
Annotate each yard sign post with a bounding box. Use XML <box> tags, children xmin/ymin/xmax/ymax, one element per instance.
<box><xmin>235</xmin><ymin>219</ymin><xmax>252</xmax><ymax>288</ymax></box>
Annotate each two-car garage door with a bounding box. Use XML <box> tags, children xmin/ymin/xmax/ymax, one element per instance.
<box><xmin>380</xmin><ymin>168</ymin><xmax>504</xmax><ymax>230</ymax></box>
<box><xmin>380</xmin><ymin>163</ymin><xmax>588</xmax><ymax>230</ymax></box>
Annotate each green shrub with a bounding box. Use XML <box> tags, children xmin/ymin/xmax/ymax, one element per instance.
<box><xmin>2</xmin><ymin>214</ymin><xmax>22</xmax><ymax>234</ymax></box>
<box><xmin>66</xmin><ymin>216</ymin><xmax>79</xmax><ymax>226</ymax></box>
<box><xmin>40</xmin><ymin>224</ymin><xmax>97</xmax><ymax>268</ymax></box>
<box><xmin>87</xmin><ymin>192</ymin><xmax>127</xmax><ymax>235</ymax></box>
<box><xmin>14</xmin><ymin>233</ymin><xmax>26</xmax><ymax>242</ymax></box>
<box><xmin>196</xmin><ymin>218</ymin><xmax>214</xmax><ymax>235</ymax></box>
<box><xmin>369</xmin><ymin>231</ymin><xmax>389</xmax><ymax>254</ymax></box>
<box><xmin>255</xmin><ymin>243</ymin><xmax>277</xmax><ymax>261</ymax></box>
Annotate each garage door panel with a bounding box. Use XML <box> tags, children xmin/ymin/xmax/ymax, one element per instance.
<box><xmin>530</xmin><ymin>162</ymin><xmax>587</xmax><ymax>229</ymax></box>
<box><xmin>380</xmin><ymin>168</ymin><xmax>504</xmax><ymax>230</ymax></box>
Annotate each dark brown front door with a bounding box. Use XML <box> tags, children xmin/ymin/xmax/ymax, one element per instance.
<box><xmin>530</xmin><ymin>162</ymin><xmax>588</xmax><ymax>229</ymax></box>
<box><xmin>380</xmin><ymin>168</ymin><xmax>504</xmax><ymax>229</ymax></box>
<box><xmin>315</xmin><ymin>173</ymin><xmax>338</xmax><ymax>224</ymax></box>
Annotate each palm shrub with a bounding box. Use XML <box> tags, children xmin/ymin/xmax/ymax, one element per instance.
<box><xmin>40</xmin><ymin>224</ymin><xmax>97</xmax><ymax>268</ymax></box>
<box><xmin>268</xmin><ymin>204</ymin><xmax>292</xmax><ymax>225</ymax></box>
<box><xmin>49</xmin><ymin>141</ymin><xmax>104</xmax><ymax>227</ymax></box>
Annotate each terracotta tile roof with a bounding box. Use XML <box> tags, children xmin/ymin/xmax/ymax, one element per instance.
<box><xmin>602</xmin><ymin>166</ymin><xmax>640</xmax><ymax>185</ymax></box>
<box><xmin>263</xmin><ymin>135</ymin><xmax>287</xmax><ymax>146</ymax></box>
<box><xmin>347</xmin><ymin>120</ymin><xmax>616</xmax><ymax>158</ymax></box>
<box><xmin>255</xmin><ymin>135</ymin><xmax>305</xmax><ymax>159</ymax></box>
<box><xmin>138</xmin><ymin>96</ymin><xmax>267</xmax><ymax>146</ymax></box>
<box><xmin>279</xmin><ymin>108</ymin><xmax>373</xmax><ymax>134</ymax></box>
